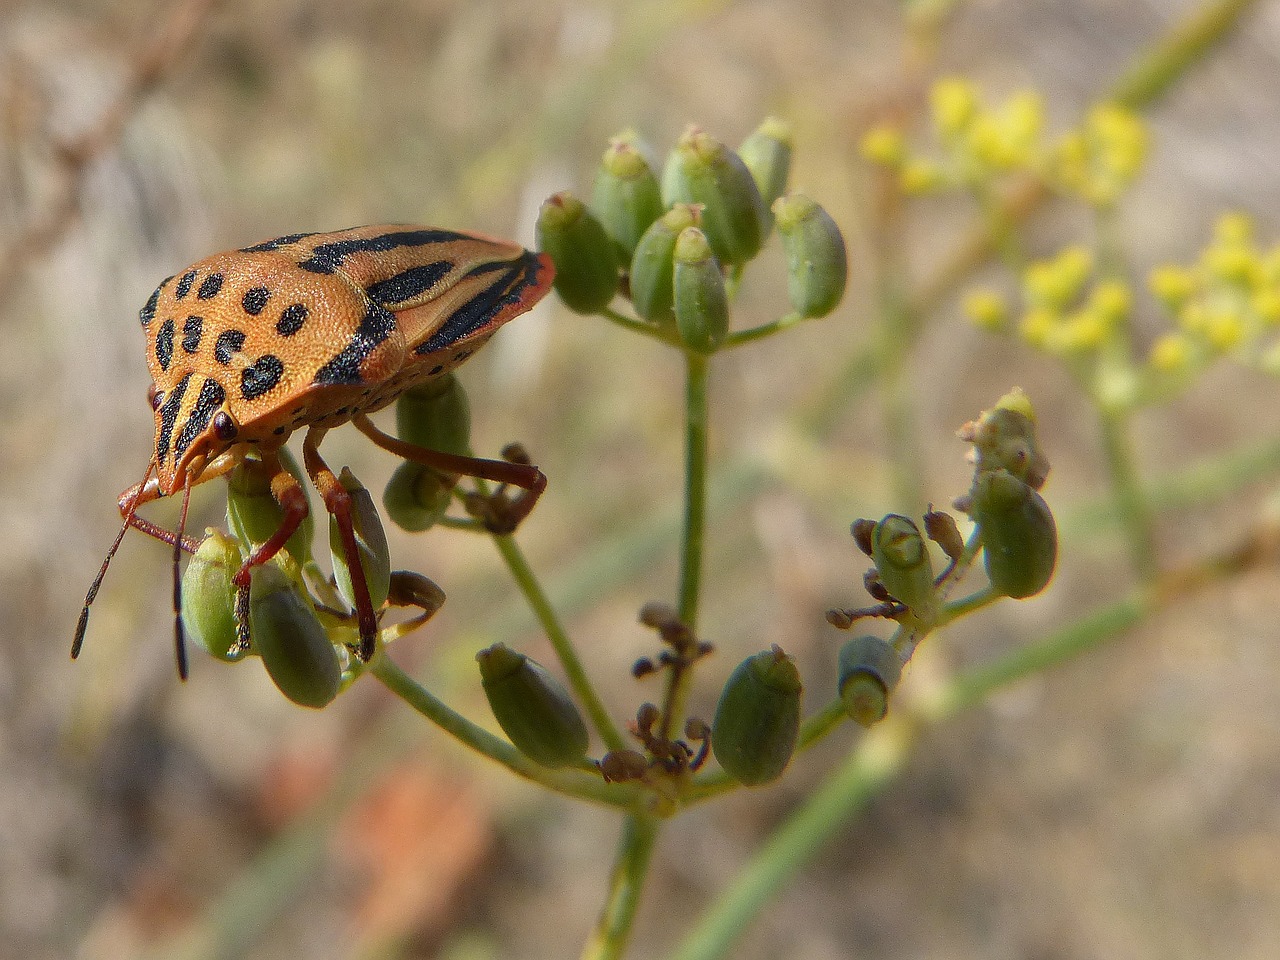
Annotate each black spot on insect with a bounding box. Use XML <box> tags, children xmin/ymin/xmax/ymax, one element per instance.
<box><xmin>182</xmin><ymin>315</ymin><xmax>203</xmax><ymax>353</ymax></box>
<box><xmin>276</xmin><ymin>303</ymin><xmax>309</xmax><ymax>336</ymax></box>
<box><xmin>156</xmin><ymin>373</ymin><xmax>191</xmax><ymax>463</ymax></box>
<box><xmin>174</xmin><ymin>378</ymin><xmax>227</xmax><ymax>457</ymax></box>
<box><xmin>240</xmin><ymin>232</ymin><xmax>317</xmax><ymax>253</ymax></box>
<box><xmin>452</xmin><ymin>350</ymin><xmax>472</xmax><ymax>363</ymax></box>
<box><xmin>140</xmin><ymin>286</ymin><xmax>162</xmax><ymax>326</ymax></box>
<box><xmin>175</xmin><ymin>270</ymin><xmax>197</xmax><ymax>299</ymax></box>
<box><xmin>213</xmin><ymin>411</ymin><xmax>238</xmax><ymax>441</ymax></box>
<box><xmin>215</xmin><ymin>329</ymin><xmax>246</xmax><ymax>365</ymax></box>
<box><xmin>242</xmin><ymin>286</ymin><xmax>271</xmax><ymax>315</ymax></box>
<box><xmin>366</xmin><ymin>261</ymin><xmax>454</xmax><ymax>307</ymax></box>
<box><xmin>428</xmin><ymin>364</ymin><xmax>444</xmax><ymax>375</ymax></box>
<box><xmin>415</xmin><ymin>252</ymin><xmax>540</xmax><ymax>355</ymax></box>
<box><xmin>297</xmin><ymin>228</ymin><xmax>464</xmax><ymax>274</ymax></box>
<box><xmin>335</xmin><ymin>406</ymin><xmax>349</xmax><ymax>417</ymax></box>
<box><xmin>197</xmin><ymin>273</ymin><xmax>224</xmax><ymax>300</ymax></box>
<box><xmin>272</xmin><ymin>426</ymin><xmax>286</xmax><ymax>435</ymax></box>
<box><xmin>360</xmin><ymin>388</ymin><xmax>373</xmax><ymax>398</ymax></box>
<box><xmin>156</xmin><ymin>318</ymin><xmax>175</xmax><ymax>371</ymax></box>
<box><xmin>241</xmin><ymin>354</ymin><xmax>284</xmax><ymax>400</ymax></box>
<box><xmin>312</xmin><ymin>302</ymin><xmax>396</xmax><ymax>386</ymax></box>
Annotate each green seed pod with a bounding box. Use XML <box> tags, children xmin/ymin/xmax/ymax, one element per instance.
<box><xmin>970</xmin><ymin>469</ymin><xmax>1058</xmax><ymax>599</ymax></box>
<box><xmin>738</xmin><ymin>117</ymin><xmax>793</xmax><ymax>232</ymax></box>
<box><xmin>773</xmin><ymin>191</ymin><xmax>848</xmax><ymax>319</ymax></box>
<box><xmin>871</xmin><ymin>515</ymin><xmax>939</xmax><ymax>623</ymax></box>
<box><xmin>477</xmin><ymin>643</ymin><xmax>589</xmax><ymax>768</ymax></box>
<box><xmin>250</xmin><ymin>563</ymin><xmax>341</xmax><ymax>709</ymax></box>
<box><xmin>536</xmin><ymin>191</ymin><xmax>620</xmax><ymax>314</ymax></box>
<box><xmin>592</xmin><ymin>135</ymin><xmax>664</xmax><ymax>263</ymax></box>
<box><xmin>673</xmin><ymin>227</ymin><xmax>729</xmax><ymax>353</ymax></box>
<box><xmin>395</xmin><ymin>372</ymin><xmax>472</xmax><ymax>457</ymax></box>
<box><xmin>226</xmin><ymin>449</ymin><xmax>313</xmax><ymax>560</ymax></box>
<box><xmin>329</xmin><ymin>468</ymin><xmax>391</xmax><ymax>612</ymax></box>
<box><xmin>382</xmin><ymin>461</ymin><xmax>454</xmax><ymax>532</ymax></box>
<box><xmin>711</xmin><ymin>645</ymin><xmax>802</xmax><ymax>787</ymax></box>
<box><xmin>661</xmin><ymin>127</ymin><xmax>768</xmax><ymax>266</ymax></box>
<box><xmin>181</xmin><ymin>530</ymin><xmax>246</xmax><ymax>662</ymax></box>
<box><xmin>629</xmin><ymin>204</ymin><xmax>699</xmax><ymax>326</ymax></box>
<box><xmin>837</xmin><ymin>635</ymin><xmax>903</xmax><ymax>727</ymax></box>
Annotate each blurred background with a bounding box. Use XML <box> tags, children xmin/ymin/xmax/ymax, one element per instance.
<box><xmin>3</xmin><ymin>0</ymin><xmax>1280</xmax><ymax>958</ymax></box>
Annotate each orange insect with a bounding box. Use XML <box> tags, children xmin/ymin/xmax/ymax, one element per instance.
<box><xmin>74</xmin><ymin>225</ymin><xmax>554</xmax><ymax>677</ymax></box>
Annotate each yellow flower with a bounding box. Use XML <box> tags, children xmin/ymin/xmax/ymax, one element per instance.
<box><xmin>900</xmin><ymin>159</ymin><xmax>945</xmax><ymax>194</ymax></box>
<box><xmin>963</xmin><ymin>288</ymin><xmax>1009</xmax><ymax>331</ymax></box>
<box><xmin>1019</xmin><ymin>307</ymin><xmax>1057</xmax><ymax>347</ymax></box>
<box><xmin>1024</xmin><ymin>246</ymin><xmax>1093</xmax><ymax>308</ymax></box>
<box><xmin>1213</xmin><ymin>212</ymin><xmax>1254</xmax><ymax>246</ymax></box>
<box><xmin>1089</xmin><ymin>280</ymin><xmax>1131</xmax><ymax>326</ymax></box>
<box><xmin>861</xmin><ymin>126</ymin><xmax>906</xmax><ymax>166</ymax></box>
<box><xmin>1148</xmin><ymin>332</ymin><xmax>1193</xmax><ymax>373</ymax></box>
<box><xmin>1205</xmin><ymin>308</ymin><xmax>1246</xmax><ymax>352</ymax></box>
<box><xmin>1149</xmin><ymin>265</ymin><xmax>1197</xmax><ymax>309</ymax></box>
<box><xmin>931</xmin><ymin>78</ymin><xmax>979</xmax><ymax>138</ymax></box>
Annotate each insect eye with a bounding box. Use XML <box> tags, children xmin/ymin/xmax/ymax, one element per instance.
<box><xmin>148</xmin><ymin>384</ymin><xmax>164</xmax><ymax>410</ymax></box>
<box><xmin>212</xmin><ymin>411</ymin><xmax>238</xmax><ymax>442</ymax></box>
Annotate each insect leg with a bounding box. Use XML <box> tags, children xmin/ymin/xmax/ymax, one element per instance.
<box><xmin>299</xmin><ymin>427</ymin><xmax>379</xmax><ymax>661</ymax></box>
<box><xmin>351</xmin><ymin>413</ymin><xmax>547</xmax><ymax>532</ymax></box>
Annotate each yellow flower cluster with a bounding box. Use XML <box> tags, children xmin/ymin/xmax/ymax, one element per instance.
<box><xmin>1145</xmin><ymin>212</ymin><xmax>1280</xmax><ymax>376</ymax></box>
<box><xmin>1049</xmin><ymin>103</ymin><xmax>1148</xmax><ymax>208</ymax></box>
<box><xmin>964</xmin><ymin>246</ymin><xmax>1130</xmax><ymax>359</ymax></box>
<box><xmin>860</xmin><ymin>78</ymin><xmax>1148</xmax><ymax>209</ymax></box>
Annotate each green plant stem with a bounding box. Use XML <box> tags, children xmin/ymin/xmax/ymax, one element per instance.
<box><xmin>1097</xmin><ymin>408</ymin><xmax>1159</xmax><ymax>582</ymax></box>
<box><xmin>491</xmin><ymin>533</ymin><xmax>629</xmax><ymax>752</ymax></box>
<box><xmin>370</xmin><ymin>655</ymin><xmax>633</xmax><ymax>806</ymax></box>
<box><xmin>659</xmin><ymin>350</ymin><xmax>711</xmax><ymax>741</ymax></box>
<box><xmin>723</xmin><ymin>311</ymin><xmax>803</xmax><ymax>349</ymax></box>
<box><xmin>602</xmin><ymin>306</ymin><xmax>682</xmax><ymax>347</ymax></box>
<box><xmin>581</xmin><ymin>814</ymin><xmax>660</xmax><ymax>960</ymax></box>
<box><xmin>1110</xmin><ymin>0</ymin><xmax>1262</xmax><ymax>108</ymax></box>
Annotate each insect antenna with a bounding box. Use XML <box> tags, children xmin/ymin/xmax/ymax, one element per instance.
<box><xmin>171</xmin><ymin>473</ymin><xmax>194</xmax><ymax>680</ymax></box>
<box><xmin>72</xmin><ymin>466</ymin><xmax>152</xmax><ymax>662</ymax></box>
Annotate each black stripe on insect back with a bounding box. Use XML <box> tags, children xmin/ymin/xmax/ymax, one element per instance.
<box><xmin>414</xmin><ymin>254</ymin><xmax>541</xmax><ymax>355</ymax></box>
<box><xmin>239</xmin><ymin>232</ymin><xmax>317</xmax><ymax>253</ymax></box>
<box><xmin>366</xmin><ymin>261</ymin><xmax>454</xmax><ymax>307</ymax></box>
<box><xmin>173</xmin><ymin>378</ymin><xmax>227</xmax><ymax>456</ymax></box>
<box><xmin>297</xmin><ymin>229</ymin><xmax>465</xmax><ymax>275</ymax></box>
<box><xmin>313</xmin><ymin>302</ymin><xmax>397</xmax><ymax>385</ymax></box>
<box><xmin>156</xmin><ymin>373</ymin><xmax>191</xmax><ymax>463</ymax></box>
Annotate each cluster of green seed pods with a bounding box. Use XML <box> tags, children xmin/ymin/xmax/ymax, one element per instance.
<box><xmin>181</xmin><ymin>452</ymin><xmax>409</xmax><ymax>708</ymax></box>
<box><xmin>536</xmin><ymin>119</ymin><xmax>848</xmax><ymax>350</ymax></box>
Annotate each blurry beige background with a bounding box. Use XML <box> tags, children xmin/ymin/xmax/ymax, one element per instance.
<box><xmin>2</xmin><ymin>1</ymin><xmax>1279</xmax><ymax>958</ymax></box>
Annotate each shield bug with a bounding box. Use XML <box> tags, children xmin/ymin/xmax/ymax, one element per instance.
<box><xmin>74</xmin><ymin>225</ymin><xmax>554</xmax><ymax>677</ymax></box>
